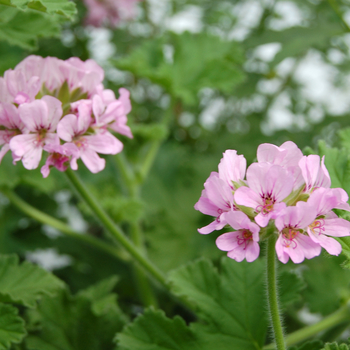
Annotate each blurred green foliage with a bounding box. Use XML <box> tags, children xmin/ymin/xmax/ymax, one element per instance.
<box><xmin>1</xmin><ymin>0</ymin><xmax>350</xmax><ymax>349</ymax></box>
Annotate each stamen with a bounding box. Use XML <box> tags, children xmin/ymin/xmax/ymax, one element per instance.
<box><xmin>281</xmin><ymin>227</ymin><xmax>298</xmax><ymax>249</ymax></box>
<box><xmin>237</xmin><ymin>230</ymin><xmax>253</xmax><ymax>250</ymax></box>
<box><xmin>310</xmin><ymin>218</ymin><xmax>325</xmax><ymax>236</ymax></box>
<box><xmin>256</xmin><ymin>197</ymin><xmax>275</xmax><ymax>215</ymax></box>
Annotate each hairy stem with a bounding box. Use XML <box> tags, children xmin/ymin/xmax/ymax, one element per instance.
<box><xmin>0</xmin><ymin>187</ymin><xmax>128</xmax><ymax>261</ymax></box>
<box><xmin>266</xmin><ymin>234</ymin><xmax>286</xmax><ymax>350</ymax></box>
<box><xmin>115</xmin><ymin>153</ymin><xmax>158</xmax><ymax>307</ymax></box>
<box><xmin>65</xmin><ymin>168</ymin><xmax>167</xmax><ymax>288</ymax></box>
<box><xmin>264</xmin><ymin>304</ymin><xmax>350</xmax><ymax>349</ymax></box>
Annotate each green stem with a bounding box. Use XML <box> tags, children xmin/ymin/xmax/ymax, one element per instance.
<box><xmin>115</xmin><ymin>153</ymin><xmax>158</xmax><ymax>307</ymax></box>
<box><xmin>139</xmin><ymin>140</ymin><xmax>161</xmax><ymax>182</ymax></box>
<box><xmin>263</xmin><ymin>304</ymin><xmax>350</xmax><ymax>349</ymax></box>
<box><xmin>130</xmin><ymin>221</ymin><xmax>158</xmax><ymax>307</ymax></box>
<box><xmin>266</xmin><ymin>234</ymin><xmax>286</xmax><ymax>350</ymax></box>
<box><xmin>115</xmin><ymin>153</ymin><xmax>137</xmax><ymax>196</ymax></box>
<box><xmin>327</xmin><ymin>0</ymin><xmax>350</xmax><ymax>32</ymax></box>
<box><xmin>65</xmin><ymin>168</ymin><xmax>167</xmax><ymax>288</ymax></box>
<box><xmin>0</xmin><ymin>187</ymin><xmax>128</xmax><ymax>262</ymax></box>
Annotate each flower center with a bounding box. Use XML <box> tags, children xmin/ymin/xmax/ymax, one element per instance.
<box><xmin>256</xmin><ymin>197</ymin><xmax>275</xmax><ymax>215</ymax></box>
<box><xmin>281</xmin><ymin>227</ymin><xmax>299</xmax><ymax>248</ymax></box>
<box><xmin>310</xmin><ymin>218</ymin><xmax>325</xmax><ymax>236</ymax></box>
<box><xmin>237</xmin><ymin>230</ymin><xmax>253</xmax><ymax>250</ymax></box>
<box><xmin>73</xmin><ymin>136</ymin><xmax>87</xmax><ymax>149</ymax></box>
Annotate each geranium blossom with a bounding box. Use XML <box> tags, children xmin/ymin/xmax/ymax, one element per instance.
<box><xmin>83</xmin><ymin>0</ymin><xmax>142</xmax><ymax>28</ymax></box>
<box><xmin>0</xmin><ymin>55</ymin><xmax>133</xmax><ymax>175</ymax></box>
<box><xmin>216</xmin><ymin>211</ymin><xmax>260</xmax><ymax>262</ymax></box>
<box><xmin>195</xmin><ymin>141</ymin><xmax>350</xmax><ymax>264</ymax></box>
<box><xmin>234</xmin><ymin>163</ymin><xmax>293</xmax><ymax>227</ymax></box>
<box><xmin>275</xmin><ymin>206</ymin><xmax>321</xmax><ymax>264</ymax></box>
<box><xmin>194</xmin><ymin>172</ymin><xmax>235</xmax><ymax>234</ymax></box>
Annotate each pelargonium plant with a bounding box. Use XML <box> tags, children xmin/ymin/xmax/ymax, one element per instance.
<box><xmin>195</xmin><ymin>141</ymin><xmax>350</xmax><ymax>350</ymax></box>
<box><xmin>195</xmin><ymin>141</ymin><xmax>350</xmax><ymax>263</ymax></box>
<box><xmin>83</xmin><ymin>0</ymin><xmax>142</xmax><ymax>28</ymax></box>
<box><xmin>0</xmin><ymin>55</ymin><xmax>132</xmax><ymax>177</ymax></box>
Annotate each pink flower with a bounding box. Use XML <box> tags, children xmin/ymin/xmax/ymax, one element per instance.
<box><xmin>297</xmin><ymin>188</ymin><xmax>350</xmax><ymax>255</ymax></box>
<box><xmin>257</xmin><ymin>141</ymin><xmax>304</xmax><ymax>190</ymax></box>
<box><xmin>15</xmin><ymin>56</ymin><xmax>64</xmax><ymax>92</ymax></box>
<box><xmin>275</xmin><ymin>206</ymin><xmax>321</xmax><ymax>264</ymax></box>
<box><xmin>41</xmin><ymin>143</ymin><xmax>80</xmax><ymax>178</ymax></box>
<box><xmin>299</xmin><ymin>155</ymin><xmax>331</xmax><ymax>193</ymax></box>
<box><xmin>60</xmin><ymin>57</ymin><xmax>104</xmax><ymax>95</ymax></box>
<box><xmin>194</xmin><ymin>172</ymin><xmax>235</xmax><ymax>234</ymax></box>
<box><xmin>234</xmin><ymin>163</ymin><xmax>293</xmax><ymax>227</ymax></box>
<box><xmin>4</xmin><ymin>69</ymin><xmax>40</xmax><ymax>105</ymax></box>
<box><xmin>0</xmin><ymin>78</ymin><xmax>12</xmax><ymax>103</ymax></box>
<box><xmin>57</xmin><ymin>108</ymin><xmax>123</xmax><ymax>173</ymax></box>
<box><xmin>0</xmin><ymin>103</ymin><xmax>26</xmax><ymax>162</ymax></box>
<box><xmin>216</xmin><ymin>211</ymin><xmax>260</xmax><ymax>262</ymax></box>
<box><xmin>83</xmin><ymin>0</ymin><xmax>142</xmax><ymax>28</ymax></box>
<box><xmin>92</xmin><ymin>88</ymin><xmax>133</xmax><ymax>138</ymax></box>
<box><xmin>218</xmin><ymin>150</ymin><xmax>246</xmax><ymax>190</ymax></box>
<box><xmin>0</xmin><ymin>55</ymin><xmax>133</xmax><ymax>176</ymax></box>
<box><xmin>9</xmin><ymin>96</ymin><xmax>62</xmax><ymax>169</ymax></box>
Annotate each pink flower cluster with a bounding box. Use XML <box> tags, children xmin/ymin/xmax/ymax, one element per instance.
<box><xmin>83</xmin><ymin>0</ymin><xmax>142</xmax><ymax>28</ymax></box>
<box><xmin>0</xmin><ymin>55</ymin><xmax>132</xmax><ymax>177</ymax></box>
<box><xmin>195</xmin><ymin>142</ymin><xmax>350</xmax><ymax>264</ymax></box>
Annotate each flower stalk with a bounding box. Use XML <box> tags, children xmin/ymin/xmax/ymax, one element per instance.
<box><xmin>266</xmin><ymin>233</ymin><xmax>286</xmax><ymax>350</ymax></box>
<box><xmin>264</xmin><ymin>303</ymin><xmax>350</xmax><ymax>349</ymax></box>
<box><xmin>0</xmin><ymin>186</ymin><xmax>128</xmax><ymax>262</ymax></box>
<box><xmin>65</xmin><ymin>168</ymin><xmax>167</xmax><ymax>288</ymax></box>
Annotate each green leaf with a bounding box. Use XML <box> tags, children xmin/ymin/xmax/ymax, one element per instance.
<box><xmin>0</xmin><ymin>8</ymin><xmax>60</xmax><ymax>50</ymax></box>
<box><xmin>318</xmin><ymin>140</ymin><xmax>350</xmax><ymax>196</ymax></box>
<box><xmin>317</xmin><ymin>140</ymin><xmax>350</xmax><ymax>266</ymax></box>
<box><xmin>169</xmin><ymin>258</ymin><xmax>268</xmax><ymax>348</ymax></box>
<box><xmin>114</xmin><ymin>32</ymin><xmax>245</xmax><ymax>106</ymax></box>
<box><xmin>0</xmin><ymin>0</ymin><xmax>76</xmax><ymax>19</ymax></box>
<box><xmin>118</xmin><ymin>258</ymin><xmax>268</xmax><ymax>350</ymax></box>
<box><xmin>0</xmin><ymin>254</ymin><xmax>64</xmax><ymax>308</ymax></box>
<box><xmin>26</xmin><ymin>284</ymin><xmax>127</xmax><ymax>350</ymax></box>
<box><xmin>117</xmin><ymin>308</ymin><xmax>199</xmax><ymax>350</ymax></box>
<box><xmin>245</xmin><ymin>22</ymin><xmax>343</xmax><ymax>66</ymax></box>
<box><xmin>288</xmin><ymin>340</ymin><xmax>324</xmax><ymax>350</ymax></box>
<box><xmin>302</xmin><ymin>255</ymin><xmax>350</xmax><ymax>315</ymax></box>
<box><xmin>322</xmin><ymin>342</ymin><xmax>350</xmax><ymax>350</ymax></box>
<box><xmin>0</xmin><ymin>303</ymin><xmax>26</xmax><ymax>350</ymax></box>
<box><xmin>338</xmin><ymin>128</ymin><xmax>350</xmax><ymax>152</ymax></box>
<box><xmin>77</xmin><ymin>276</ymin><xmax>126</xmax><ymax>318</ymax></box>
<box><xmin>279</xmin><ymin>270</ymin><xmax>305</xmax><ymax>308</ymax></box>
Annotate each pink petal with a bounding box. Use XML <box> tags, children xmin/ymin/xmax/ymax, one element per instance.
<box><xmin>118</xmin><ymin>88</ymin><xmax>132</xmax><ymax>114</ymax></box>
<box><xmin>57</xmin><ymin>114</ymin><xmax>78</xmax><ymax>141</ymax></box>
<box><xmin>227</xmin><ymin>248</ymin><xmax>246</xmax><ymax>262</ymax></box>
<box><xmin>245</xmin><ymin>242</ymin><xmax>260</xmax><ymax>262</ymax></box>
<box><xmin>223</xmin><ymin>211</ymin><xmax>251</xmax><ymax>231</ymax></box>
<box><xmin>275</xmin><ymin>235</ymin><xmax>290</xmax><ymax>264</ymax></box>
<box><xmin>218</xmin><ymin>149</ymin><xmax>246</xmax><ymax>189</ymax></box>
<box><xmin>204</xmin><ymin>172</ymin><xmax>233</xmax><ymax>211</ymax></box>
<box><xmin>296</xmin><ymin>234</ymin><xmax>322</xmax><ymax>260</ymax></box>
<box><xmin>41</xmin><ymin>96</ymin><xmax>63</xmax><ymax>131</ymax></box>
<box><xmin>323</xmin><ymin>218</ymin><xmax>350</xmax><ymax>237</ymax></box>
<box><xmin>80</xmin><ymin>148</ymin><xmax>105</xmax><ymax>173</ymax></box>
<box><xmin>85</xmin><ymin>132</ymin><xmax>123</xmax><ymax>155</ymax></box>
<box><xmin>216</xmin><ymin>231</ymin><xmax>240</xmax><ymax>251</ymax></box>
<box><xmin>194</xmin><ymin>190</ymin><xmax>220</xmax><ymax>217</ymax></box>
<box><xmin>234</xmin><ymin>186</ymin><xmax>262</xmax><ymax>209</ymax></box>
<box><xmin>18</xmin><ymin>100</ymin><xmax>49</xmax><ymax>131</ymax></box>
<box><xmin>10</xmin><ymin>134</ymin><xmax>43</xmax><ymax>169</ymax></box>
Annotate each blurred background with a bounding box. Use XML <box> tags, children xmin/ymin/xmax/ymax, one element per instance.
<box><xmin>1</xmin><ymin>0</ymin><xmax>350</xmax><ymax>332</ymax></box>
